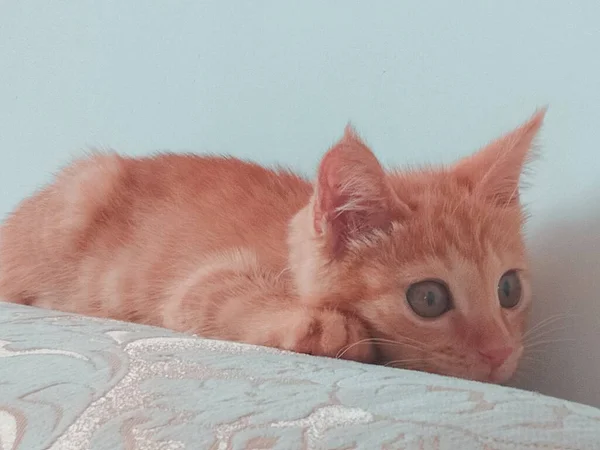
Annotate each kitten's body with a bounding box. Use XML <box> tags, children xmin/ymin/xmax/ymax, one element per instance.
<box><xmin>1</xmin><ymin>154</ymin><xmax>374</xmax><ymax>360</ymax></box>
<box><xmin>0</xmin><ymin>111</ymin><xmax>546</xmax><ymax>383</ymax></box>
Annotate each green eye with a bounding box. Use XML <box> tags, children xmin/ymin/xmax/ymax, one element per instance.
<box><xmin>498</xmin><ymin>270</ymin><xmax>522</xmax><ymax>308</ymax></box>
<box><xmin>406</xmin><ymin>280</ymin><xmax>451</xmax><ymax>318</ymax></box>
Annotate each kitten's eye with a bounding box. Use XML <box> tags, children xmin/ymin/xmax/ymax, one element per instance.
<box><xmin>406</xmin><ymin>280</ymin><xmax>451</xmax><ymax>318</ymax></box>
<box><xmin>498</xmin><ymin>270</ymin><xmax>522</xmax><ymax>308</ymax></box>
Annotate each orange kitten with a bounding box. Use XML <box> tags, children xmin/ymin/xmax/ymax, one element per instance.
<box><xmin>0</xmin><ymin>110</ymin><xmax>545</xmax><ymax>383</ymax></box>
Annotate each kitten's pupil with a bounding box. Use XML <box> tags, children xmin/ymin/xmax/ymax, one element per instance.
<box><xmin>406</xmin><ymin>280</ymin><xmax>450</xmax><ymax>318</ymax></box>
<box><xmin>498</xmin><ymin>270</ymin><xmax>522</xmax><ymax>309</ymax></box>
<box><xmin>502</xmin><ymin>280</ymin><xmax>511</xmax><ymax>297</ymax></box>
<box><xmin>426</xmin><ymin>291</ymin><xmax>435</xmax><ymax>306</ymax></box>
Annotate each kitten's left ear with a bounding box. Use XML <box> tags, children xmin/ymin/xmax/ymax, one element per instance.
<box><xmin>452</xmin><ymin>108</ymin><xmax>546</xmax><ymax>206</ymax></box>
<box><xmin>312</xmin><ymin>125</ymin><xmax>409</xmax><ymax>256</ymax></box>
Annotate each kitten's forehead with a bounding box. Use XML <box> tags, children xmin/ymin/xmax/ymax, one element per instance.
<box><xmin>388</xmin><ymin>171</ymin><xmax>526</xmax><ymax>264</ymax></box>
<box><xmin>441</xmin><ymin>245</ymin><xmax>522</xmax><ymax>306</ymax></box>
<box><xmin>394</xmin><ymin>242</ymin><xmax>525</xmax><ymax>284</ymax></box>
<box><xmin>381</xmin><ymin>172</ymin><xmax>529</xmax><ymax>314</ymax></box>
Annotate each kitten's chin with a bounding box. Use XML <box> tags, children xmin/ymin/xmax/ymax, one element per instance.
<box><xmin>427</xmin><ymin>360</ymin><xmax>519</xmax><ymax>385</ymax></box>
<box><xmin>487</xmin><ymin>368</ymin><xmax>516</xmax><ymax>385</ymax></box>
<box><xmin>477</xmin><ymin>360</ymin><xmax>519</xmax><ymax>384</ymax></box>
<box><xmin>486</xmin><ymin>350</ymin><xmax>523</xmax><ymax>384</ymax></box>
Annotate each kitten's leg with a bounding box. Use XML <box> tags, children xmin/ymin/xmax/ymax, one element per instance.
<box><xmin>254</xmin><ymin>306</ymin><xmax>375</xmax><ymax>363</ymax></box>
<box><xmin>163</xmin><ymin>255</ymin><xmax>375</xmax><ymax>363</ymax></box>
<box><xmin>197</xmin><ymin>302</ymin><xmax>374</xmax><ymax>363</ymax></box>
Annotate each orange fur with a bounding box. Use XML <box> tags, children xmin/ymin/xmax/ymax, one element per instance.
<box><xmin>0</xmin><ymin>110</ymin><xmax>546</xmax><ymax>383</ymax></box>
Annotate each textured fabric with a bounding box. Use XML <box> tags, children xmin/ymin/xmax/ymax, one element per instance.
<box><xmin>0</xmin><ymin>303</ymin><xmax>598</xmax><ymax>450</ymax></box>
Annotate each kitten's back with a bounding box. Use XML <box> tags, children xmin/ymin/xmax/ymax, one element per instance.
<box><xmin>0</xmin><ymin>152</ymin><xmax>311</xmax><ymax>318</ymax></box>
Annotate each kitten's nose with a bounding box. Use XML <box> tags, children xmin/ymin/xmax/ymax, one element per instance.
<box><xmin>478</xmin><ymin>347</ymin><xmax>513</xmax><ymax>368</ymax></box>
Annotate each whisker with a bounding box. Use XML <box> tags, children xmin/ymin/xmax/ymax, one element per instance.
<box><xmin>384</xmin><ymin>357</ymin><xmax>434</xmax><ymax>369</ymax></box>
<box><xmin>518</xmin><ymin>355</ymin><xmax>550</xmax><ymax>366</ymax></box>
<box><xmin>335</xmin><ymin>339</ymin><xmax>371</xmax><ymax>359</ymax></box>
<box><xmin>524</xmin><ymin>338</ymin><xmax>576</xmax><ymax>350</ymax></box>
<box><xmin>368</xmin><ymin>335</ymin><xmax>436</xmax><ymax>347</ymax></box>
<box><xmin>523</xmin><ymin>314</ymin><xmax>570</xmax><ymax>339</ymax></box>
<box><xmin>335</xmin><ymin>337</ymin><xmax>430</xmax><ymax>359</ymax></box>
<box><xmin>523</xmin><ymin>325</ymin><xmax>569</xmax><ymax>345</ymax></box>
<box><xmin>526</xmin><ymin>319</ymin><xmax>569</xmax><ymax>334</ymax></box>
<box><xmin>522</xmin><ymin>347</ymin><xmax>556</xmax><ymax>355</ymax></box>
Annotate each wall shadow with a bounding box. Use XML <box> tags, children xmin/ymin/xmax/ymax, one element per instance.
<box><xmin>512</xmin><ymin>204</ymin><xmax>600</xmax><ymax>407</ymax></box>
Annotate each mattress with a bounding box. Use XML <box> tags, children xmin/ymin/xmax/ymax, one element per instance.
<box><xmin>0</xmin><ymin>302</ymin><xmax>598</xmax><ymax>450</ymax></box>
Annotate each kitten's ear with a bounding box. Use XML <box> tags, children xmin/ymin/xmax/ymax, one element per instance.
<box><xmin>452</xmin><ymin>108</ymin><xmax>546</xmax><ymax>207</ymax></box>
<box><xmin>312</xmin><ymin>125</ymin><xmax>408</xmax><ymax>256</ymax></box>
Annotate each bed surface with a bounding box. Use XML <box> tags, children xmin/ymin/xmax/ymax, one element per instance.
<box><xmin>0</xmin><ymin>302</ymin><xmax>598</xmax><ymax>450</ymax></box>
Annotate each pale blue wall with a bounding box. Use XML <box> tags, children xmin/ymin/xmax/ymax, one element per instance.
<box><xmin>2</xmin><ymin>1</ymin><xmax>599</xmax><ymax>405</ymax></box>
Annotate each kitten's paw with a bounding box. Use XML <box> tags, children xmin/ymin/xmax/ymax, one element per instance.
<box><xmin>271</xmin><ymin>309</ymin><xmax>374</xmax><ymax>363</ymax></box>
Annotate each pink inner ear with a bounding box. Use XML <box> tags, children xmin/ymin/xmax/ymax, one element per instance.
<box><xmin>313</xmin><ymin>129</ymin><xmax>402</xmax><ymax>255</ymax></box>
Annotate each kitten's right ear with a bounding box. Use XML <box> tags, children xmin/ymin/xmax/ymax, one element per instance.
<box><xmin>312</xmin><ymin>126</ymin><xmax>408</xmax><ymax>256</ymax></box>
<box><xmin>452</xmin><ymin>109</ymin><xmax>546</xmax><ymax>207</ymax></box>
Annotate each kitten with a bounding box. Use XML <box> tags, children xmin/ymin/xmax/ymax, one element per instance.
<box><xmin>0</xmin><ymin>110</ymin><xmax>545</xmax><ymax>383</ymax></box>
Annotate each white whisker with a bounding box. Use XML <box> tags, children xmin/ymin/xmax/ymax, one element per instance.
<box><xmin>335</xmin><ymin>336</ymin><xmax>431</xmax><ymax>360</ymax></box>
<box><xmin>524</xmin><ymin>338</ymin><xmax>576</xmax><ymax>350</ymax></box>
<box><xmin>384</xmin><ymin>357</ymin><xmax>434</xmax><ymax>369</ymax></box>
<box><xmin>523</xmin><ymin>325</ymin><xmax>569</xmax><ymax>345</ymax></box>
<box><xmin>523</xmin><ymin>313</ymin><xmax>571</xmax><ymax>340</ymax></box>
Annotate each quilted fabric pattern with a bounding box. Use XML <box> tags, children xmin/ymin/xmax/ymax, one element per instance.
<box><xmin>0</xmin><ymin>302</ymin><xmax>598</xmax><ymax>450</ymax></box>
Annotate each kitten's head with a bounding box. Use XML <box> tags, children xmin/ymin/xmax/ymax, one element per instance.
<box><xmin>289</xmin><ymin>110</ymin><xmax>546</xmax><ymax>383</ymax></box>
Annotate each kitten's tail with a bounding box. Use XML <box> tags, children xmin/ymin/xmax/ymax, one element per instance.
<box><xmin>0</xmin><ymin>151</ymin><xmax>127</xmax><ymax>304</ymax></box>
<box><xmin>51</xmin><ymin>151</ymin><xmax>127</xmax><ymax>249</ymax></box>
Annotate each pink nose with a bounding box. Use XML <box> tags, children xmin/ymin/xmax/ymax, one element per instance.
<box><xmin>478</xmin><ymin>347</ymin><xmax>513</xmax><ymax>368</ymax></box>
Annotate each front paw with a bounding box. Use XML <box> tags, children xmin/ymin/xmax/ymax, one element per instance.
<box><xmin>272</xmin><ymin>309</ymin><xmax>374</xmax><ymax>363</ymax></box>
